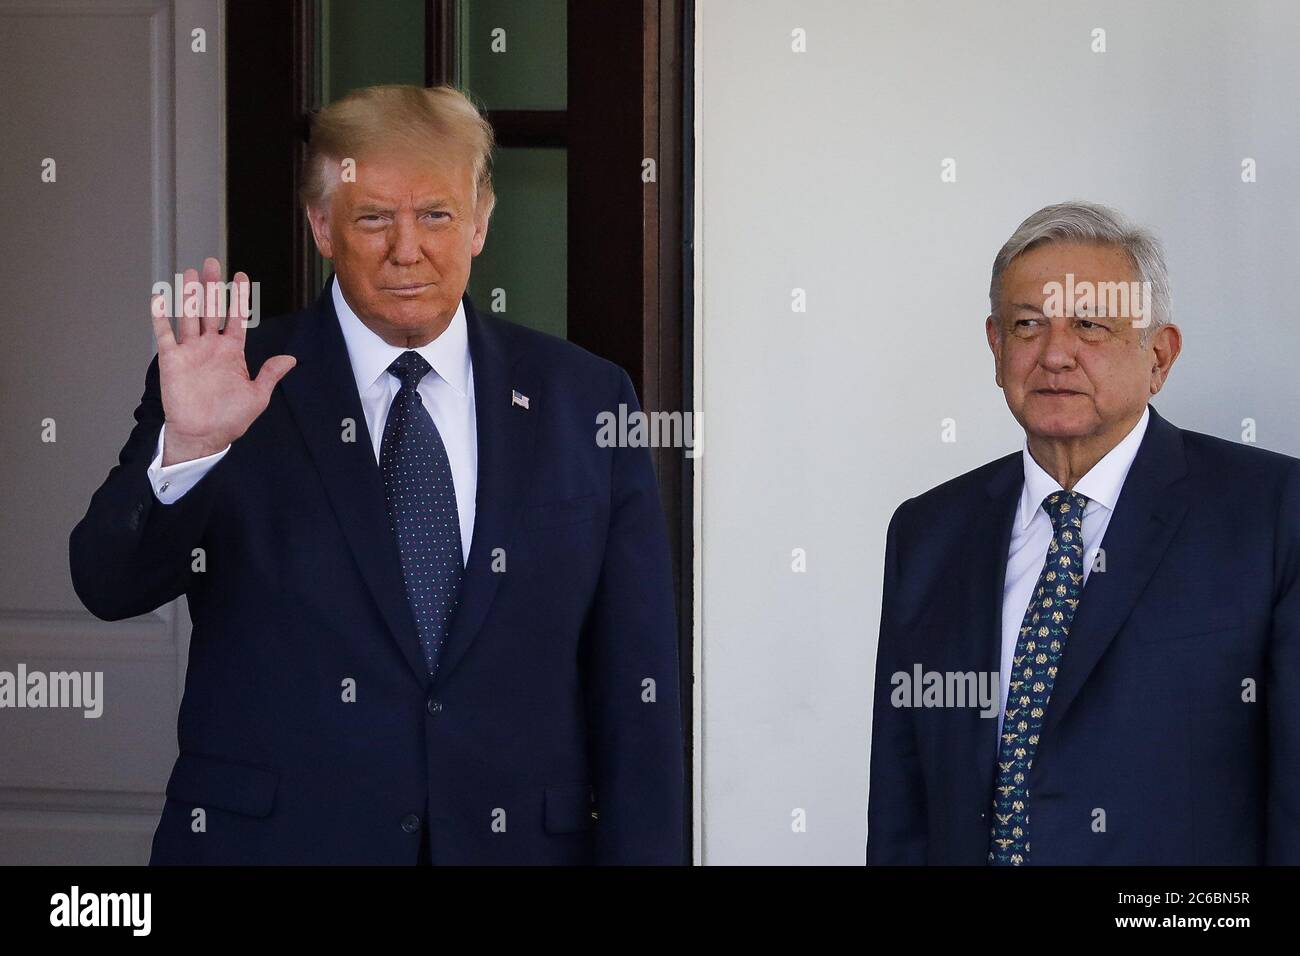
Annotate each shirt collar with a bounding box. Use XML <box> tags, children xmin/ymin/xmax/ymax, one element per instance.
<box><xmin>331</xmin><ymin>275</ymin><xmax>471</xmax><ymax>398</ymax></box>
<box><xmin>1017</xmin><ymin>404</ymin><xmax>1151</xmax><ymax>530</ymax></box>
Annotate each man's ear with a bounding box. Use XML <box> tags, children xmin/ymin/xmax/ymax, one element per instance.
<box><xmin>306</xmin><ymin>202</ymin><xmax>334</xmax><ymax>259</ymax></box>
<box><xmin>985</xmin><ymin>314</ymin><xmax>1004</xmax><ymax>388</ymax></box>
<box><xmin>470</xmin><ymin>209</ymin><xmax>490</xmax><ymax>257</ymax></box>
<box><xmin>1148</xmin><ymin>322</ymin><xmax>1182</xmax><ymax>395</ymax></box>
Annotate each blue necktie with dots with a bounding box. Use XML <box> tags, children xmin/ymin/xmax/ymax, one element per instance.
<box><xmin>988</xmin><ymin>490</ymin><xmax>1089</xmax><ymax>865</ymax></box>
<box><xmin>380</xmin><ymin>351</ymin><xmax>464</xmax><ymax>677</ymax></box>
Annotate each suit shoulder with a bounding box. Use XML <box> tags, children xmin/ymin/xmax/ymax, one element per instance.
<box><xmin>481</xmin><ymin>311</ymin><xmax>628</xmax><ymax>388</ymax></box>
<box><xmin>1178</xmin><ymin>423</ymin><xmax>1300</xmax><ymax>486</ymax></box>
<box><xmin>897</xmin><ymin>453</ymin><xmax>1020</xmax><ymax>518</ymax></box>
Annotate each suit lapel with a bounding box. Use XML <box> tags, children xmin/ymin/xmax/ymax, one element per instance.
<box><xmin>434</xmin><ymin>295</ymin><xmax>539</xmax><ymax>686</ymax></box>
<box><xmin>279</xmin><ymin>282</ymin><xmax>430</xmax><ymax>687</ymax></box>
<box><xmin>967</xmin><ymin>456</ymin><xmax>1022</xmax><ymax>806</ymax></box>
<box><xmin>1040</xmin><ymin>403</ymin><xmax>1191</xmax><ymax>740</ymax></box>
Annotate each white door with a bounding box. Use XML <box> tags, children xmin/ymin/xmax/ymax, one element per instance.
<box><xmin>0</xmin><ymin>0</ymin><xmax>223</xmax><ymax>864</ymax></box>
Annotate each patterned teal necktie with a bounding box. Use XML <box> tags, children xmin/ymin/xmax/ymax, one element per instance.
<box><xmin>988</xmin><ymin>490</ymin><xmax>1088</xmax><ymax>865</ymax></box>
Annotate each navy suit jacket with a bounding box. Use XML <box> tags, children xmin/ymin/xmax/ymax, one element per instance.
<box><xmin>70</xmin><ymin>283</ymin><xmax>685</xmax><ymax>865</ymax></box>
<box><xmin>867</xmin><ymin>404</ymin><xmax>1300</xmax><ymax>865</ymax></box>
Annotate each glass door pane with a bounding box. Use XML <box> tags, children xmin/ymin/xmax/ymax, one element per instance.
<box><xmin>466</xmin><ymin>147</ymin><xmax>567</xmax><ymax>338</ymax></box>
<box><xmin>457</xmin><ymin>0</ymin><xmax>567</xmax><ymax>109</ymax></box>
<box><xmin>320</xmin><ymin>0</ymin><xmax>425</xmax><ymax>101</ymax></box>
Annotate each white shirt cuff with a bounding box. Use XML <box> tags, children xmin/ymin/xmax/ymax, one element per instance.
<box><xmin>147</xmin><ymin>423</ymin><xmax>231</xmax><ymax>504</ymax></box>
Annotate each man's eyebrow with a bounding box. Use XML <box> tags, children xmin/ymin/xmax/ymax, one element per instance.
<box><xmin>350</xmin><ymin>198</ymin><xmax>456</xmax><ymax>214</ymax></box>
<box><xmin>1007</xmin><ymin>302</ymin><xmax>1045</xmax><ymax>316</ymax></box>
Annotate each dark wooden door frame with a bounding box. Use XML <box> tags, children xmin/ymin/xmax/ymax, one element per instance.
<box><xmin>562</xmin><ymin>0</ymin><xmax>693</xmax><ymax>862</ymax></box>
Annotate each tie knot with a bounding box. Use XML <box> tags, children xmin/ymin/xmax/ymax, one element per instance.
<box><xmin>387</xmin><ymin>350</ymin><xmax>432</xmax><ymax>389</ymax></box>
<box><xmin>1042</xmin><ymin>490</ymin><xmax>1088</xmax><ymax>532</ymax></box>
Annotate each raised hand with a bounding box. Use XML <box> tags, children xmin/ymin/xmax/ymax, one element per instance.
<box><xmin>150</xmin><ymin>257</ymin><xmax>297</xmax><ymax>465</ymax></box>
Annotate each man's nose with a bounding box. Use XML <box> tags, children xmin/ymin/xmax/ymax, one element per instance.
<box><xmin>388</xmin><ymin>215</ymin><xmax>424</xmax><ymax>265</ymax></box>
<box><xmin>1039</xmin><ymin>318</ymin><xmax>1078</xmax><ymax>369</ymax></box>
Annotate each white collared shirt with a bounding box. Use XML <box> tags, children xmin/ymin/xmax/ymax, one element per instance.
<box><xmin>996</xmin><ymin>405</ymin><xmax>1150</xmax><ymax>740</ymax></box>
<box><xmin>146</xmin><ymin>277</ymin><xmax>477</xmax><ymax>564</ymax></box>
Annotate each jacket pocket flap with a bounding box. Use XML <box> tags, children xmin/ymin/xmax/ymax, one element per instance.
<box><xmin>165</xmin><ymin>752</ymin><xmax>279</xmax><ymax>818</ymax></box>
<box><xmin>544</xmin><ymin>782</ymin><xmax>596</xmax><ymax>833</ymax></box>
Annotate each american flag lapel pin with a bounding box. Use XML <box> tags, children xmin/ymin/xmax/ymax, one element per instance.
<box><xmin>511</xmin><ymin>389</ymin><xmax>530</xmax><ymax>410</ymax></box>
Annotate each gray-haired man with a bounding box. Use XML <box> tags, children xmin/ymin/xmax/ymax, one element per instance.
<box><xmin>868</xmin><ymin>201</ymin><xmax>1300</xmax><ymax>865</ymax></box>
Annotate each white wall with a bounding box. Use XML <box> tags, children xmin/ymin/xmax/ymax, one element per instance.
<box><xmin>695</xmin><ymin>0</ymin><xmax>1300</xmax><ymax>864</ymax></box>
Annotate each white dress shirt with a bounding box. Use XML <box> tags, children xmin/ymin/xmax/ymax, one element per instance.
<box><xmin>996</xmin><ymin>405</ymin><xmax>1150</xmax><ymax>740</ymax></box>
<box><xmin>146</xmin><ymin>277</ymin><xmax>478</xmax><ymax>564</ymax></box>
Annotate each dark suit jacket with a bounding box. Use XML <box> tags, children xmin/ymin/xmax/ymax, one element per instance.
<box><xmin>70</xmin><ymin>282</ymin><xmax>685</xmax><ymax>865</ymax></box>
<box><xmin>867</xmin><ymin>403</ymin><xmax>1300</xmax><ymax>865</ymax></box>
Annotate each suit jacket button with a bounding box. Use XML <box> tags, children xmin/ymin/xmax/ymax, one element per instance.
<box><xmin>426</xmin><ymin>698</ymin><xmax>443</xmax><ymax>716</ymax></box>
<box><xmin>401</xmin><ymin>814</ymin><xmax>421</xmax><ymax>834</ymax></box>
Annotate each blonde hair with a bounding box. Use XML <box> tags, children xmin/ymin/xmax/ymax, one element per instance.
<box><xmin>300</xmin><ymin>84</ymin><xmax>496</xmax><ymax>219</ymax></box>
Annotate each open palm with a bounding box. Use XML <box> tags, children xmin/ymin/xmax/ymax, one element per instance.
<box><xmin>150</xmin><ymin>257</ymin><xmax>296</xmax><ymax>465</ymax></box>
